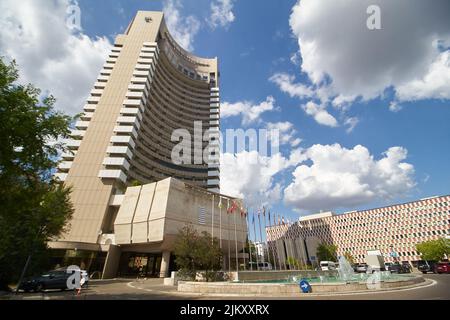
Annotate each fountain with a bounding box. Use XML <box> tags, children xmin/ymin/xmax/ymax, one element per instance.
<box><xmin>337</xmin><ymin>256</ymin><xmax>356</xmax><ymax>282</ymax></box>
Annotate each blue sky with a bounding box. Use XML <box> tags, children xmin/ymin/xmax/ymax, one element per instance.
<box><xmin>1</xmin><ymin>0</ymin><xmax>449</xmax><ymax>223</ymax></box>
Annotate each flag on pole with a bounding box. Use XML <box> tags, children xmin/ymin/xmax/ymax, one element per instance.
<box><xmin>262</xmin><ymin>206</ymin><xmax>266</xmax><ymax>217</ymax></box>
<box><xmin>218</xmin><ymin>197</ymin><xmax>223</xmax><ymax>209</ymax></box>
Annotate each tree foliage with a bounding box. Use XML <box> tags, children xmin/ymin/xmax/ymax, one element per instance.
<box><xmin>316</xmin><ymin>243</ymin><xmax>338</xmax><ymax>262</ymax></box>
<box><xmin>343</xmin><ymin>252</ymin><xmax>355</xmax><ymax>265</ymax></box>
<box><xmin>416</xmin><ymin>238</ymin><xmax>450</xmax><ymax>261</ymax></box>
<box><xmin>286</xmin><ymin>256</ymin><xmax>301</xmax><ymax>270</ymax></box>
<box><xmin>173</xmin><ymin>225</ymin><xmax>223</xmax><ymax>282</ymax></box>
<box><xmin>0</xmin><ymin>58</ymin><xmax>75</xmax><ymax>290</ymax></box>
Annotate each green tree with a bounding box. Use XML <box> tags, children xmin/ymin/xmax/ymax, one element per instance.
<box><xmin>416</xmin><ymin>238</ymin><xmax>450</xmax><ymax>261</ymax></box>
<box><xmin>0</xmin><ymin>58</ymin><xmax>75</xmax><ymax>290</ymax></box>
<box><xmin>173</xmin><ymin>225</ymin><xmax>223</xmax><ymax>282</ymax></box>
<box><xmin>316</xmin><ymin>244</ymin><xmax>338</xmax><ymax>262</ymax></box>
<box><xmin>286</xmin><ymin>256</ymin><xmax>301</xmax><ymax>270</ymax></box>
<box><xmin>343</xmin><ymin>252</ymin><xmax>355</xmax><ymax>265</ymax></box>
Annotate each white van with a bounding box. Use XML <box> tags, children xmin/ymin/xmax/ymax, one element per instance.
<box><xmin>320</xmin><ymin>261</ymin><xmax>337</xmax><ymax>271</ymax></box>
<box><xmin>258</xmin><ymin>262</ymin><xmax>273</xmax><ymax>270</ymax></box>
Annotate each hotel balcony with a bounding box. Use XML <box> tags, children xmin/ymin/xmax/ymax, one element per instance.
<box><xmin>87</xmin><ymin>96</ymin><xmax>101</xmax><ymax>104</ymax></box>
<box><xmin>103</xmin><ymin>157</ymin><xmax>130</xmax><ymax>171</ymax></box>
<box><xmin>74</xmin><ymin>121</ymin><xmax>89</xmax><ymax>130</ymax></box>
<box><xmin>125</xmin><ymin>91</ymin><xmax>144</xmax><ymax>99</ymax></box>
<box><xmin>113</xmin><ymin>125</ymin><xmax>137</xmax><ymax>139</ymax></box>
<box><xmin>110</xmin><ymin>135</ymin><xmax>136</xmax><ymax>149</ymax></box>
<box><xmin>70</xmin><ymin>129</ymin><xmax>85</xmax><ymax>139</ymax></box>
<box><xmin>90</xmin><ymin>89</ymin><xmax>103</xmax><ymax>96</ymax></box>
<box><xmin>61</xmin><ymin>151</ymin><xmax>76</xmax><ymax>160</ymax></box>
<box><xmin>66</xmin><ymin>140</ymin><xmax>81</xmax><ymax>150</ymax></box>
<box><xmin>106</xmin><ymin>146</ymin><xmax>133</xmax><ymax>159</ymax></box>
<box><xmin>54</xmin><ymin>172</ymin><xmax>68</xmax><ymax>182</ymax></box>
<box><xmin>58</xmin><ymin>161</ymin><xmax>73</xmax><ymax>171</ymax></box>
<box><xmin>83</xmin><ymin>104</ymin><xmax>97</xmax><ymax>112</ymax></box>
<box><xmin>80</xmin><ymin>112</ymin><xmax>94</xmax><ymax>121</ymax></box>
<box><xmin>98</xmin><ymin>169</ymin><xmax>127</xmax><ymax>184</ymax></box>
<box><xmin>97</xmin><ymin>75</ymin><xmax>109</xmax><ymax>82</ymax></box>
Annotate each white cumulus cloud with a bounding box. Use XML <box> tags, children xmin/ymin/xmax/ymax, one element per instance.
<box><xmin>289</xmin><ymin>0</ymin><xmax>450</xmax><ymax>104</ymax></box>
<box><xmin>284</xmin><ymin>144</ymin><xmax>416</xmax><ymax>212</ymax></box>
<box><xmin>208</xmin><ymin>0</ymin><xmax>235</xmax><ymax>29</ymax></box>
<box><xmin>269</xmin><ymin>73</ymin><xmax>313</xmax><ymax>99</ymax></box>
<box><xmin>266</xmin><ymin>121</ymin><xmax>302</xmax><ymax>147</ymax></box>
<box><xmin>0</xmin><ymin>0</ymin><xmax>112</xmax><ymax>115</ymax></box>
<box><xmin>221</xmin><ymin>150</ymin><xmax>305</xmax><ymax>207</ymax></box>
<box><xmin>163</xmin><ymin>0</ymin><xmax>200</xmax><ymax>51</ymax></box>
<box><xmin>221</xmin><ymin>96</ymin><xmax>278</xmax><ymax>125</ymax></box>
<box><xmin>302</xmin><ymin>101</ymin><xmax>338</xmax><ymax>127</ymax></box>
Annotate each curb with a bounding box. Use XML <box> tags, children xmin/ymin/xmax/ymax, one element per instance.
<box><xmin>127</xmin><ymin>278</ymin><xmax>435</xmax><ymax>298</ymax></box>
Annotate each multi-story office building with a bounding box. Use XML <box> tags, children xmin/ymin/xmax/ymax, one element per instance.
<box><xmin>267</xmin><ymin>195</ymin><xmax>450</xmax><ymax>267</ymax></box>
<box><xmin>48</xmin><ymin>11</ymin><xmax>241</xmax><ymax>278</ymax></box>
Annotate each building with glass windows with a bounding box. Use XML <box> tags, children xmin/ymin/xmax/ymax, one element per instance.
<box><xmin>48</xmin><ymin>11</ymin><xmax>237</xmax><ymax>278</ymax></box>
<box><xmin>267</xmin><ymin>195</ymin><xmax>450</xmax><ymax>268</ymax></box>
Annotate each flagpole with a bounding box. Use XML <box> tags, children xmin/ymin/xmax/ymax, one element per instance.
<box><xmin>211</xmin><ymin>194</ymin><xmax>214</xmax><ymax>244</ymax></box>
<box><xmin>277</xmin><ymin>214</ymin><xmax>286</xmax><ymax>270</ymax></box>
<box><xmin>266</xmin><ymin>211</ymin><xmax>277</xmax><ymax>271</ymax></box>
<box><xmin>288</xmin><ymin>220</ymin><xmax>298</xmax><ymax>270</ymax></box>
<box><xmin>284</xmin><ymin>218</ymin><xmax>293</xmax><ymax>270</ymax></box>
<box><xmin>227</xmin><ymin>199</ymin><xmax>231</xmax><ymax>273</ymax></box>
<box><xmin>272</xmin><ymin>213</ymin><xmax>281</xmax><ymax>270</ymax></box>
<box><xmin>233</xmin><ymin>202</ymin><xmax>239</xmax><ymax>272</ymax></box>
<box><xmin>283</xmin><ymin>219</ymin><xmax>290</xmax><ymax>270</ymax></box>
<box><xmin>252</xmin><ymin>210</ymin><xmax>259</xmax><ymax>270</ymax></box>
<box><xmin>241</xmin><ymin>206</ymin><xmax>247</xmax><ymax>271</ymax></box>
<box><xmin>219</xmin><ymin>197</ymin><xmax>222</xmax><ymax>249</ymax></box>
<box><xmin>286</xmin><ymin>221</ymin><xmax>295</xmax><ymax>270</ymax></box>
<box><xmin>246</xmin><ymin>210</ymin><xmax>253</xmax><ymax>271</ymax></box>
<box><xmin>257</xmin><ymin>208</ymin><xmax>264</xmax><ymax>264</ymax></box>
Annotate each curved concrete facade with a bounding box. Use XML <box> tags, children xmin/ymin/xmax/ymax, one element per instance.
<box><xmin>50</xmin><ymin>12</ymin><xmax>228</xmax><ymax>278</ymax></box>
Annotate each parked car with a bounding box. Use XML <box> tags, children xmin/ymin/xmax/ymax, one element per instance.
<box><xmin>388</xmin><ymin>262</ymin><xmax>404</xmax><ymax>274</ymax></box>
<box><xmin>401</xmin><ymin>262</ymin><xmax>412</xmax><ymax>273</ymax></box>
<box><xmin>417</xmin><ymin>260</ymin><xmax>437</xmax><ymax>274</ymax></box>
<box><xmin>385</xmin><ymin>262</ymin><xmax>393</xmax><ymax>271</ymax></box>
<box><xmin>319</xmin><ymin>261</ymin><xmax>336</xmax><ymax>271</ymax></box>
<box><xmin>247</xmin><ymin>262</ymin><xmax>273</xmax><ymax>271</ymax></box>
<box><xmin>435</xmin><ymin>262</ymin><xmax>450</xmax><ymax>274</ymax></box>
<box><xmin>19</xmin><ymin>268</ymin><xmax>89</xmax><ymax>292</ymax></box>
<box><xmin>355</xmin><ymin>263</ymin><xmax>368</xmax><ymax>273</ymax></box>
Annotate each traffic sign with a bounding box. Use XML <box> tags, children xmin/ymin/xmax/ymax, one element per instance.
<box><xmin>299</xmin><ymin>279</ymin><xmax>312</xmax><ymax>293</ymax></box>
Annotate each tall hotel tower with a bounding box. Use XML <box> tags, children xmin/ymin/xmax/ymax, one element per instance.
<box><xmin>49</xmin><ymin>12</ymin><xmax>236</xmax><ymax>278</ymax></box>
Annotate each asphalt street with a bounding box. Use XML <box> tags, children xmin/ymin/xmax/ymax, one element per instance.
<box><xmin>6</xmin><ymin>273</ymin><xmax>450</xmax><ymax>300</ymax></box>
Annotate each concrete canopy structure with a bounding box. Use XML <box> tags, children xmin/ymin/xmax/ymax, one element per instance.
<box><xmin>49</xmin><ymin>11</ymin><xmax>232</xmax><ymax>278</ymax></box>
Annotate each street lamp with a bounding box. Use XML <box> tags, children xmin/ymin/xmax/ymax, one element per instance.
<box><xmin>15</xmin><ymin>218</ymin><xmax>48</xmax><ymax>295</ymax></box>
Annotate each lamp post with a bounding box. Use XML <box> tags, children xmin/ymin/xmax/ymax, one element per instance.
<box><xmin>15</xmin><ymin>224</ymin><xmax>46</xmax><ymax>294</ymax></box>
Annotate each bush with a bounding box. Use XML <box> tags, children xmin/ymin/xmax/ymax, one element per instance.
<box><xmin>173</xmin><ymin>224</ymin><xmax>223</xmax><ymax>282</ymax></box>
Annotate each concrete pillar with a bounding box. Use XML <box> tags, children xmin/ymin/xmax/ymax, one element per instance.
<box><xmin>102</xmin><ymin>245</ymin><xmax>121</xmax><ymax>279</ymax></box>
<box><xmin>160</xmin><ymin>251</ymin><xmax>171</xmax><ymax>278</ymax></box>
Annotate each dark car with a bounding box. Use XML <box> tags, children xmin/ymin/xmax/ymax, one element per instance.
<box><xmin>435</xmin><ymin>262</ymin><xmax>450</xmax><ymax>274</ymax></box>
<box><xmin>417</xmin><ymin>260</ymin><xmax>437</xmax><ymax>274</ymax></box>
<box><xmin>401</xmin><ymin>262</ymin><xmax>412</xmax><ymax>273</ymax></box>
<box><xmin>19</xmin><ymin>269</ymin><xmax>88</xmax><ymax>292</ymax></box>
<box><xmin>388</xmin><ymin>262</ymin><xmax>403</xmax><ymax>273</ymax></box>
